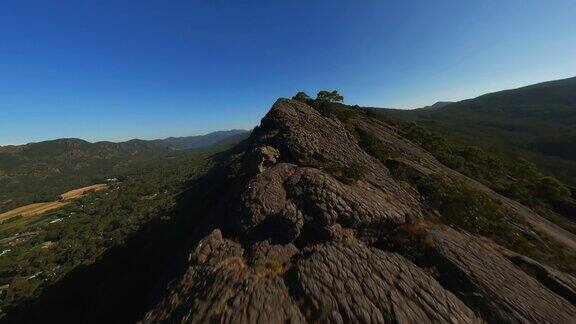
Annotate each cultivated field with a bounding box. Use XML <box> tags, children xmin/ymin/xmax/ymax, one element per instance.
<box><xmin>0</xmin><ymin>184</ymin><xmax>108</xmax><ymax>222</ymax></box>
<box><xmin>60</xmin><ymin>183</ymin><xmax>108</xmax><ymax>200</ymax></box>
<box><xmin>0</xmin><ymin>201</ymin><xmax>67</xmax><ymax>221</ymax></box>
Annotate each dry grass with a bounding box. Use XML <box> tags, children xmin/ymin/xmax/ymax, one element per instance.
<box><xmin>60</xmin><ymin>183</ymin><xmax>108</xmax><ymax>200</ymax></box>
<box><xmin>0</xmin><ymin>201</ymin><xmax>68</xmax><ymax>221</ymax></box>
<box><xmin>0</xmin><ymin>183</ymin><xmax>107</xmax><ymax>221</ymax></box>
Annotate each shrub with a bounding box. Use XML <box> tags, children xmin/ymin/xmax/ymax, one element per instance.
<box><xmin>415</xmin><ymin>175</ymin><xmax>576</xmax><ymax>273</ymax></box>
<box><xmin>319</xmin><ymin>161</ymin><xmax>366</xmax><ymax>184</ymax></box>
<box><xmin>396</xmin><ymin>122</ymin><xmax>572</xmax><ymax>211</ymax></box>
<box><xmin>292</xmin><ymin>91</ymin><xmax>311</xmax><ymax>103</ymax></box>
<box><xmin>354</xmin><ymin>128</ymin><xmax>393</xmax><ymax>163</ymax></box>
<box><xmin>535</xmin><ymin>176</ymin><xmax>572</xmax><ymax>204</ymax></box>
<box><xmin>416</xmin><ymin>175</ymin><xmax>509</xmax><ymax>236</ymax></box>
<box><xmin>316</xmin><ymin>90</ymin><xmax>344</xmax><ymax>103</ymax></box>
<box><xmin>343</xmin><ymin>161</ymin><xmax>366</xmax><ymax>182</ymax></box>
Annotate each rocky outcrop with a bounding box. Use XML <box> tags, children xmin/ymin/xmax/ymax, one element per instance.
<box><xmin>291</xmin><ymin>241</ymin><xmax>481</xmax><ymax>323</ymax></box>
<box><xmin>355</xmin><ymin>116</ymin><xmax>576</xmax><ymax>253</ymax></box>
<box><xmin>231</xmin><ymin>163</ymin><xmax>415</xmax><ymax>244</ymax></box>
<box><xmin>427</xmin><ymin>228</ymin><xmax>576</xmax><ymax>323</ymax></box>
<box><xmin>143</xmin><ymin>99</ymin><xmax>576</xmax><ymax>323</ymax></box>
<box><xmin>504</xmin><ymin>251</ymin><xmax>576</xmax><ymax>306</ymax></box>
<box><xmin>244</xmin><ymin>146</ymin><xmax>280</xmax><ymax>174</ymax></box>
<box><xmin>144</xmin><ymin>231</ymin><xmax>481</xmax><ymax>324</ymax></box>
<box><xmin>142</xmin><ymin>230</ymin><xmax>305</xmax><ymax>324</ymax></box>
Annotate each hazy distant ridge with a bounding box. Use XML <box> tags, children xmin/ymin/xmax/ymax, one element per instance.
<box><xmin>152</xmin><ymin>129</ymin><xmax>249</xmax><ymax>150</ymax></box>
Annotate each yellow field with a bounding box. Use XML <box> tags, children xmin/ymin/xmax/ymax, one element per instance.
<box><xmin>60</xmin><ymin>183</ymin><xmax>108</xmax><ymax>200</ymax></box>
<box><xmin>0</xmin><ymin>201</ymin><xmax>67</xmax><ymax>220</ymax></box>
<box><xmin>0</xmin><ymin>184</ymin><xmax>108</xmax><ymax>221</ymax></box>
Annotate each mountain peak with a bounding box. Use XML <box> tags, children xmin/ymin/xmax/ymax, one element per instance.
<box><xmin>142</xmin><ymin>99</ymin><xmax>576</xmax><ymax>323</ymax></box>
<box><xmin>420</xmin><ymin>101</ymin><xmax>453</xmax><ymax>110</ymax></box>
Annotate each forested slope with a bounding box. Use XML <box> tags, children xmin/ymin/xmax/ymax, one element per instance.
<box><xmin>373</xmin><ymin>76</ymin><xmax>576</xmax><ymax>185</ymax></box>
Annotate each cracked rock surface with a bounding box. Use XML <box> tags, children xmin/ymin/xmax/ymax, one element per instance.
<box><xmin>143</xmin><ymin>99</ymin><xmax>576</xmax><ymax>323</ymax></box>
<box><xmin>142</xmin><ymin>230</ymin><xmax>305</xmax><ymax>324</ymax></box>
<box><xmin>292</xmin><ymin>241</ymin><xmax>481</xmax><ymax>323</ymax></box>
<box><xmin>428</xmin><ymin>228</ymin><xmax>576</xmax><ymax>323</ymax></box>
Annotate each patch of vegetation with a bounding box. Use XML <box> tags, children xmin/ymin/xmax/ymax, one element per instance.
<box><xmin>385</xmin><ymin>221</ymin><xmax>434</xmax><ymax>262</ymax></box>
<box><xmin>397</xmin><ymin>122</ymin><xmax>573</xmax><ymax>216</ymax></box>
<box><xmin>323</xmin><ymin>161</ymin><xmax>367</xmax><ymax>184</ymax></box>
<box><xmin>416</xmin><ymin>175</ymin><xmax>511</xmax><ymax>235</ymax></box>
<box><xmin>0</xmin><ymin>215</ymin><xmax>23</xmax><ymax>225</ymax></box>
<box><xmin>415</xmin><ymin>175</ymin><xmax>576</xmax><ymax>273</ymax></box>
<box><xmin>254</xmin><ymin>260</ymin><xmax>285</xmax><ymax>278</ymax></box>
<box><xmin>374</xmin><ymin>77</ymin><xmax>576</xmax><ymax>185</ymax></box>
<box><xmin>342</xmin><ymin>162</ymin><xmax>366</xmax><ymax>183</ymax></box>
<box><xmin>0</xmin><ymin>133</ymin><xmax>249</xmax><ymax>214</ymax></box>
<box><xmin>292</xmin><ymin>91</ymin><xmax>361</xmax><ymax>125</ymax></box>
<box><xmin>354</xmin><ymin>128</ymin><xmax>393</xmax><ymax>163</ymax></box>
<box><xmin>0</xmin><ymin>141</ymin><xmax>239</xmax><ymax>317</ymax></box>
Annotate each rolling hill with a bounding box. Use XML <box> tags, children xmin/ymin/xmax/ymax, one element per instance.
<box><xmin>0</xmin><ymin>130</ymin><xmax>249</xmax><ymax>213</ymax></box>
<box><xmin>374</xmin><ymin>76</ymin><xmax>576</xmax><ymax>185</ymax></box>
<box><xmin>152</xmin><ymin>129</ymin><xmax>248</xmax><ymax>150</ymax></box>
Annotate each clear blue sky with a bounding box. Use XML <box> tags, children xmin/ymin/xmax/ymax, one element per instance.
<box><xmin>1</xmin><ymin>0</ymin><xmax>575</xmax><ymax>145</ymax></box>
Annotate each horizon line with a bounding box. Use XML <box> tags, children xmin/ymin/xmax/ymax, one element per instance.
<box><xmin>0</xmin><ymin>128</ymin><xmax>251</xmax><ymax>147</ymax></box>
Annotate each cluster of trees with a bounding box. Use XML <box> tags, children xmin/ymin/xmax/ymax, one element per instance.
<box><xmin>0</xmin><ymin>146</ymin><xmax>218</xmax><ymax>317</ymax></box>
<box><xmin>0</xmin><ymin>137</ymin><xmax>183</xmax><ymax>214</ymax></box>
<box><xmin>415</xmin><ymin>174</ymin><xmax>576</xmax><ymax>272</ymax></box>
<box><xmin>383</xmin><ymin>77</ymin><xmax>576</xmax><ymax>186</ymax></box>
<box><xmin>292</xmin><ymin>90</ymin><xmax>344</xmax><ymax>103</ymax></box>
<box><xmin>397</xmin><ymin>122</ymin><xmax>572</xmax><ymax>211</ymax></box>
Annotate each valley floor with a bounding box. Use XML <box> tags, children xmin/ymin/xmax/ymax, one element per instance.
<box><xmin>0</xmin><ymin>184</ymin><xmax>108</xmax><ymax>222</ymax></box>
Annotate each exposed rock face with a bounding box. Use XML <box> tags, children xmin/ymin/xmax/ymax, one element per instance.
<box><xmin>224</xmin><ymin>100</ymin><xmax>422</xmax><ymax>245</ymax></box>
<box><xmin>244</xmin><ymin>146</ymin><xmax>280</xmax><ymax>174</ymax></box>
<box><xmin>143</xmin><ymin>99</ymin><xmax>576</xmax><ymax>323</ymax></box>
<box><xmin>427</xmin><ymin>228</ymin><xmax>576</xmax><ymax>323</ymax></box>
<box><xmin>233</xmin><ymin>163</ymin><xmax>414</xmax><ymax>244</ymax></box>
<box><xmin>503</xmin><ymin>250</ymin><xmax>576</xmax><ymax>306</ymax></box>
<box><xmin>355</xmin><ymin>116</ymin><xmax>576</xmax><ymax>252</ymax></box>
<box><xmin>143</xmin><ymin>230</ymin><xmax>305</xmax><ymax>324</ymax></box>
<box><xmin>292</xmin><ymin>241</ymin><xmax>481</xmax><ymax>323</ymax></box>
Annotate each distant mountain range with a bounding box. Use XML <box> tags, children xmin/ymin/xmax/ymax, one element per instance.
<box><xmin>0</xmin><ymin>129</ymin><xmax>249</xmax><ymax>213</ymax></box>
<box><xmin>373</xmin><ymin>76</ymin><xmax>576</xmax><ymax>185</ymax></box>
<box><xmin>0</xmin><ymin>129</ymin><xmax>249</xmax><ymax>151</ymax></box>
<box><xmin>418</xmin><ymin>101</ymin><xmax>453</xmax><ymax>110</ymax></box>
<box><xmin>151</xmin><ymin>129</ymin><xmax>249</xmax><ymax>150</ymax></box>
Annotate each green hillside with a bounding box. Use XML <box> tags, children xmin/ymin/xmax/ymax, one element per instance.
<box><xmin>0</xmin><ymin>135</ymin><xmax>247</xmax><ymax>317</ymax></box>
<box><xmin>374</xmin><ymin>77</ymin><xmax>576</xmax><ymax>185</ymax></box>
<box><xmin>0</xmin><ymin>132</ymin><xmax>249</xmax><ymax>213</ymax></box>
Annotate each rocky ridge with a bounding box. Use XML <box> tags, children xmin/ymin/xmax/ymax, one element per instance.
<box><xmin>142</xmin><ymin>99</ymin><xmax>576</xmax><ymax>323</ymax></box>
